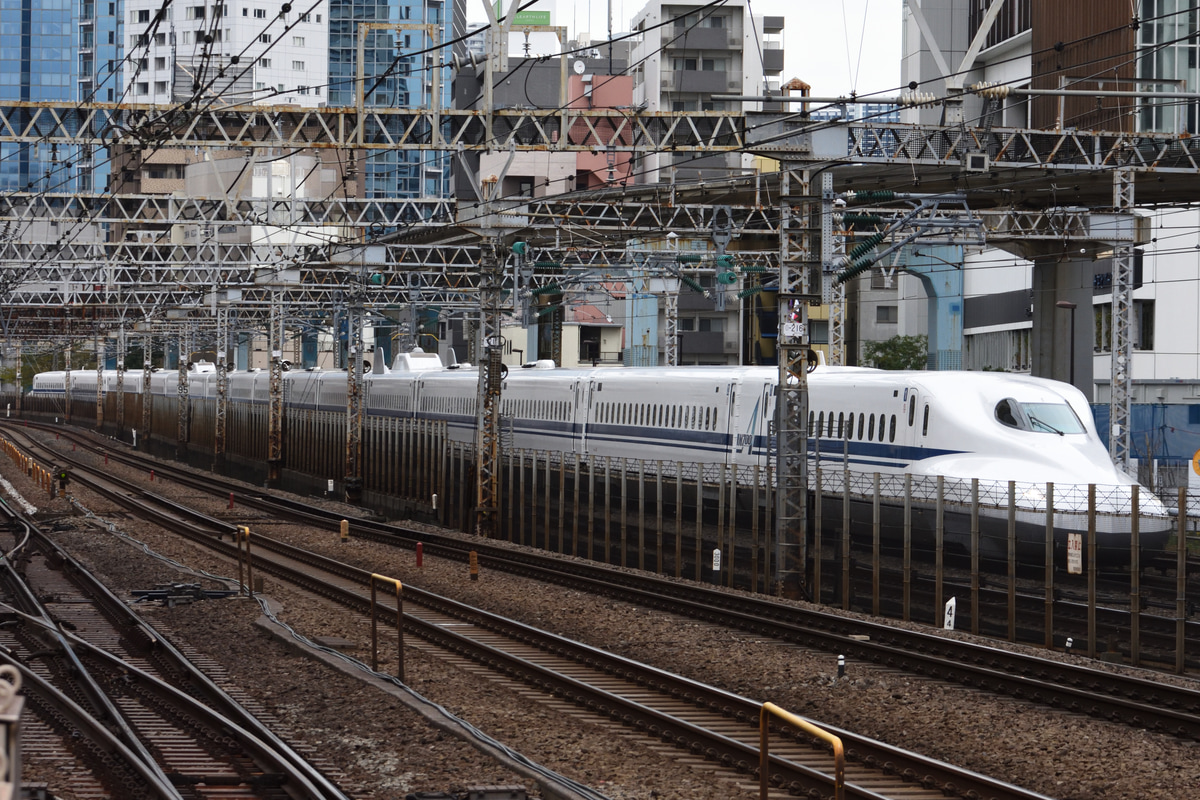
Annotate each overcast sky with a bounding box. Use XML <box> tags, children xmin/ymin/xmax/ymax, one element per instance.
<box><xmin>469</xmin><ymin>0</ymin><xmax>904</xmax><ymax>97</ymax></box>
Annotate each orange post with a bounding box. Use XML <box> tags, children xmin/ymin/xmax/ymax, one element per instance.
<box><xmin>416</xmin><ymin>542</ymin><xmax>423</xmax><ymax>568</ymax></box>
<box><xmin>469</xmin><ymin>551</ymin><xmax>479</xmax><ymax>581</ymax></box>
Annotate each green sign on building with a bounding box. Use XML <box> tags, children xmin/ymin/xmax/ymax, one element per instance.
<box><xmin>494</xmin><ymin>1</ymin><xmax>551</xmax><ymax>25</ymax></box>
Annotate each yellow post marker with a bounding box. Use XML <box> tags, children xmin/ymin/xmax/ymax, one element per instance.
<box><xmin>370</xmin><ymin>574</ymin><xmax>405</xmax><ymax>681</ymax></box>
<box><xmin>469</xmin><ymin>551</ymin><xmax>479</xmax><ymax>581</ymax></box>
<box><xmin>340</xmin><ymin>519</ymin><xmax>349</xmax><ymax>543</ymax></box>
<box><xmin>760</xmin><ymin>702</ymin><xmax>843</xmax><ymax>800</ymax></box>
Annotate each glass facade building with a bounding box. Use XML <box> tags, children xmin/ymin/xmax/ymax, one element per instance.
<box><xmin>0</xmin><ymin>0</ymin><xmax>120</xmax><ymax>192</ymax></box>
<box><xmin>327</xmin><ymin>0</ymin><xmax>451</xmax><ymax>202</ymax></box>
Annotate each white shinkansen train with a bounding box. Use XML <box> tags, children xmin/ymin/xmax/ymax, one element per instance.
<box><xmin>30</xmin><ymin>352</ymin><xmax>1171</xmax><ymax>562</ymax></box>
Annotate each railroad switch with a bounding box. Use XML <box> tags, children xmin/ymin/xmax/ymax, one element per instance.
<box><xmin>131</xmin><ymin>583</ymin><xmax>237</xmax><ymax>607</ymax></box>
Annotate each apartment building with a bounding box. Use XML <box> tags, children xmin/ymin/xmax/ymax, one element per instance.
<box><xmin>628</xmin><ymin>0</ymin><xmax>783</xmax><ymax>183</ymax></box>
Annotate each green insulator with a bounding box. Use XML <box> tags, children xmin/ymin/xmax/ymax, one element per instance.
<box><xmin>846</xmin><ymin>232</ymin><xmax>886</xmax><ymax>260</ymax></box>
<box><xmin>716</xmin><ymin>271</ymin><xmax>738</xmax><ymax>285</ymax></box>
<box><xmin>740</xmin><ymin>264</ymin><xmax>767</xmax><ymax>273</ymax></box>
<box><xmin>679</xmin><ymin>274</ymin><xmax>705</xmax><ymax>293</ymax></box>
<box><xmin>842</xmin><ymin>214</ymin><xmax>884</xmax><ymax>226</ymax></box>
<box><xmin>676</xmin><ymin>254</ymin><xmax>704</xmax><ymax>264</ymax></box>
<box><xmin>530</xmin><ymin>282</ymin><xmax>561</xmax><ymax>296</ymax></box>
<box><xmin>534</xmin><ymin>261</ymin><xmax>562</xmax><ymax>268</ymax></box>
<box><xmin>849</xmin><ymin>190</ymin><xmax>896</xmax><ymax>204</ymax></box>
<box><xmin>737</xmin><ymin>285</ymin><xmax>763</xmax><ymax>299</ymax></box>
<box><xmin>834</xmin><ymin>254</ymin><xmax>877</xmax><ymax>285</ymax></box>
<box><xmin>536</xmin><ymin>304</ymin><xmax>562</xmax><ymax>317</ymax></box>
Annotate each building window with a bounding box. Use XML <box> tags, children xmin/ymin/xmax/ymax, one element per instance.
<box><xmin>182</xmin><ymin>31</ymin><xmax>191</xmax><ymax>44</ymax></box>
<box><xmin>136</xmin><ymin>82</ymin><xmax>148</xmax><ymax>95</ymax></box>
<box><xmin>259</xmin><ymin>57</ymin><xmax>271</xmax><ymax>67</ymax></box>
<box><xmin>154</xmin><ymin>81</ymin><xmax>167</xmax><ymax>93</ymax></box>
<box><xmin>292</xmin><ymin>60</ymin><xmax>304</xmax><ymax>70</ymax></box>
<box><xmin>299</xmin><ymin>11</ymin><xmax>311</xmax><ymax>21</ymax></box>
<box><xmin>672</xmin><ymin>57</ymin><xmax>698</xmax><ymax>71</ymax></box>
<box><xmin>154</xmin><ymin>56</ymin><xmax>166</xmax><ymax>70</ymax></box>
<box><xmin>187</xmin><ymin>5</ymin><xmax>204</xmax><ymax>19</ymax></box>
<box><xmin>137</xmin><ymin>8</ymin><xmax>149</xmax><ymax>22</ymax></box>
<box><xmin>154</xmin><ymin>32</ymin><xmax>166</xmax><ymax>45</ymax></box>
<box><xmin>254</xmin><ymin>7</ymin><xmax>266</xmax><ymax>17</ymax></box>
<box><xmin>1094</xmin><ymin>300</ymin><xmax>1155</xmax><ymax>352</ymax></box>
<box><xmin>259</xmin><ymin>33</ymin><xmax>271</xmax><ymax>43</ymax></box>
<box><xmin>877</xmin><ymin>305</ymin><xmax>898</xmax><ymax>324</ymax></box>
<box><xmin>293</xmin><ymin>36</ymin><xmax>305</xmax><ymax>47</ymax></box>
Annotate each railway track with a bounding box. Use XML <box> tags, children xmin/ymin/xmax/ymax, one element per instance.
<box><xmin>2</xmin><ymin>424</ymin><xmax>1055</xmax><ymax>800</ymax></box>
<box><xmin>0</xmin><ymin>498</ymin><xmax>354</xmax><ymax>800</ymax></box>
<box><xmin>30</xmin><ymin>427</ymin><xmax>1200</xmax><ymax>741</ymax></box>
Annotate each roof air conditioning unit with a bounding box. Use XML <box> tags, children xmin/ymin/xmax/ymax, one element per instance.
<box><xmin>728</xmin><ymin>80</ymin><xmax>738</xmax><ymax>90</ymax></box>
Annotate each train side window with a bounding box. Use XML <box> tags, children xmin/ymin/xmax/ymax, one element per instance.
<box><xmin>889</xmin><ymin>414</ymin><xmax>896</xmax><ymax>442</ymax></box>
<box><xmin>868</xmin><ymin>414</ymin><xmax>875</xmax><ymax>440</ymax></box>
<box><xmin>857</xmin><ymin>413</ymin><xmax>865</xmax><ymax>440</ymax></box>
<box><xmin>922</xmin><ymin>404</ymin><xmax>930</xmax><ymax>435</ymax></box>
<box><xmin>908</xmin><ymin>397</ymin><xmax>916</xmax><ymax>426</ymax></box>
<box><xmin>712</xmin><ymin>407</ymin><xmax>718</xmax><ymax>428</ymax></box>
<box><xmin>817</xmin><ymin>411</ymin><xmax>825</xmax><ymax>436</ymax></box>
<box><xmin>837</xmin><ymin>412</ymin><xmax>844</xmax><ymax>439</ymax></box>
<box><xmin>808</xmin><ymin>411</ymin><xmax>815</xmax><ymax>435</ymax></box>
<box><xmin>878</xmin><ymin>413</ymin><xmax>886</xmax><ymax>441</ymax></box>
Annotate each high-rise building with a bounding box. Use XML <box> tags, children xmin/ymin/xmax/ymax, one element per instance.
<box><xmin>328</xmin><ymin>0</ymin><xmax>452</xmax><ymax>199</ymax></box>
<box><xmin>122</xmin><ymin>0</ymin><xmax>329</xmax><ymax>107</ymax></box>
<box><xmin>0</xmin><ymin>0</ymin><xmax>91</xmax><ymax>192</ymax></box>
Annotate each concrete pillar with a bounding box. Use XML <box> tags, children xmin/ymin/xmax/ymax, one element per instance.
<box><xmin>236</xmin><ymin>333</ymin><xmax>251</xmax><ymax>371</ymax></box>
<box><xmin>1032</xmin><ymin>255</ymin><xmax>1092</xmax><ymax>394</ymax></box>
<box><xmin>905</xmin><ymin>246</ymin><xmax>964</xmax><ymax>370</ymax></box>
<box><xmin>301</xmin><ymin>326</ymin><xmax>319</xmax><ymax>368</ymax></box>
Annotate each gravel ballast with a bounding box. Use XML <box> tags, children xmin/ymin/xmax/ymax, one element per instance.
<box><xmin>5</xmin><ymin>432</ymin><xmax>1200</xmax><ymax>800</ymax></box>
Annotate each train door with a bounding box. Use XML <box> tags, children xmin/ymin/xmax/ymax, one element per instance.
<box><xmin>569</xmin><ymin>381</ymin><xmax>583</xmax><ymax>454</ymax></box>
<box><xmin>732</xmin><ymin>378</ymin><xmax>772</xmax><ymax>469</ymax></box>
<box><xmin>903</xmin><ymin>386</ymin><xmax>920</xmax><ymax>452</ymax></box>
<box><xmin>580</xmin><ymin>378</ymin><xmax>599</xmax><ymax>457</ymax></box>
<box><xmin>723</xmin><ymin>379</ymin><xmax>740</xmax><ymax>465</ymax></box>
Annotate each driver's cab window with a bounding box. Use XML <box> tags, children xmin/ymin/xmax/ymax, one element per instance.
<box><xmin>995</xmin><ymin>399</ymin><xmax>1018</xmax><ymax>428</ymax></box>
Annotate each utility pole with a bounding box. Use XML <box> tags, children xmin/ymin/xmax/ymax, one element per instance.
<box><xmin>267</xmin><ymin>293</ymin><xmax>284</xmax><ymax>486</ymax></box>
<box><xmin>345</xmin><ymin>296</ymin><xmax>365</xmax><ymax>503</ymax></box>
<box><xmin>141</xmin><ymin>334</ymin><xmax>152</xmax><ymax>446</ymax></box>
<box><xmin>1110</xmin><ymin>168</ymin><xmax>1135</xmax><ymax>474</ymax></box>
<box><xmin>772</xmin><ymin>169</ymin><xmax>827</xmax><ymax>599</ymax></box>
<box><xmin>177</xmin><ymin>329</ymin><xmax>190</xmax><ymax>459</ymax></box>
<box><xmin>115</xmin><ymin>325</ymin><xmax>125</xmax><ymax>433</ymax></box>
<box><xmin>95</xmin><ymin>335</ymin><xmax>104</xmax><ymax>431</ymax></box>
<box><xmin>214</xmin><ymin>305</ymin><xmax>229</xmax><ymax>466</ymax></box>
<box><xmin>475</xmin><ymin>240</ymin><xmax>505</xmax><ymax>536</ymax></box>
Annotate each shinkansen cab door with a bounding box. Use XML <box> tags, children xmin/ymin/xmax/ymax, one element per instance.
<box><xmin>903</xmin><ymin>387</ymin><xmax>920</xmax><ymax>446</ymax></box>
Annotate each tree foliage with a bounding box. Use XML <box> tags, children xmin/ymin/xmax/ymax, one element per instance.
<box><xmin>861</xmin><ymin>335</ymin><xmax>928</xmax><ymax>370</ymax></box>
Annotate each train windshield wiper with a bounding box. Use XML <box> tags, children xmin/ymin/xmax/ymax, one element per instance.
<box><xmin>1028</xmin><ymin>415</ymin><xmax>1063</xmax><ymax>435</ymax></box>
